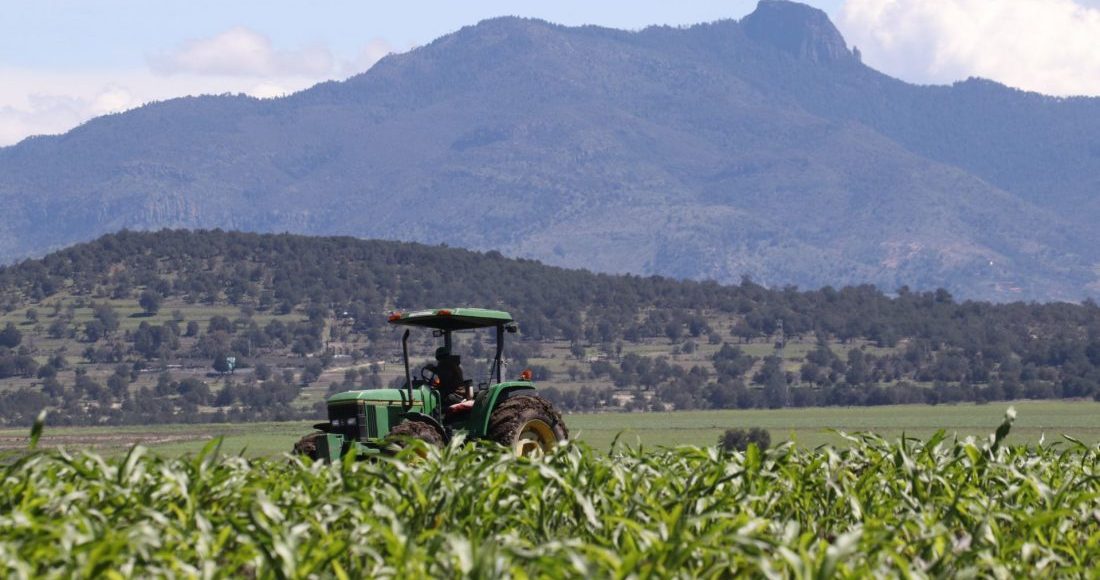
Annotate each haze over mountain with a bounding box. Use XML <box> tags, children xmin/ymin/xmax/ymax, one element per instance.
<box><xmin>2</xmin><ymin>0</ymin><xmax>1098</xmax><ymax>301</ymax></box>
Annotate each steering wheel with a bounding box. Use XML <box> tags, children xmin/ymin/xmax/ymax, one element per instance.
<box><xmin>420</xmin><ymin>365</ymin><xmax>438</xmax><ymax>384</ymax></box>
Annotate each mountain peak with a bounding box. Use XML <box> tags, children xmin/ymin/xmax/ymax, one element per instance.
<box><xmin>741</xmin><ymin>0</ymin><xmax>852</xmax><ymax>64</ymax></box>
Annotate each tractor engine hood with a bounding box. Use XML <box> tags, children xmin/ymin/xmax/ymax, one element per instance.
<box><xmin>327</xmin><ymin>388</ymin><xmax>425</xmax><ymax>406</ymax></box>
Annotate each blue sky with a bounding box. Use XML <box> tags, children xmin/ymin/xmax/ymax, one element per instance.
<box><xmin>2</xmin><ymin>0</ymin><xmax>1099</xmax><ymax>146</ymax></box>
<box><xmin>4</xmin><ymin>1</ymin><xmax>833</xmax><ymax>69</ymax></box>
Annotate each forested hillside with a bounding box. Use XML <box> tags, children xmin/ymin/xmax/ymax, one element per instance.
<box><xmin>2</xmin><ymin>1</ymin><xmax>1099</xmax><ymax>300</ymax></box>
<box><xmin>1</xmin><ymin>230</ymin><xmax>1099</xmax><ymax>427</ymax></box>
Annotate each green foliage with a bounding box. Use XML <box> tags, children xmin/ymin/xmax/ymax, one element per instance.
<box><xmin>5</xmin><ymin>230</ymin><xmax>1100</xmax><ymax>425</ymax></box>
<box><xmin>92</xmin><ymin>303</ymin><xmax>119</xmax><ymax>335</ymax></box>
<box><xmin>2</xmin><ymin>415</ymin><xmax>1099</xmax><ymax>576</ymax></box>
<box><xmin>300</xmin><ymin>359</ymin><xmax>324</xmax><ymax>384</ymax></box>
<box><xmin>718</xmin><ymin>427</ymin><xmax>772</xmax><ymax>452</ymax></box>
<box><xmin>138</xmin><ymin>290</ymin><xmax>161</xmax><ymax>316</ymax></box>
<box><xmin>0</xmin><ymin>322</ymin><xmax>22</xmax><ymax>348</ymax></box>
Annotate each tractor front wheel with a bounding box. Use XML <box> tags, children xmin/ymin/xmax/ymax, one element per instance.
<box><xmin>292</xmin><ymin>432</ymin><xmax>324</xmax><ymax>460</ymax></box>
<box><xmin>488</xmin><ymin>394</ymin><xmax>568</xmax><ymax>457</ymax></box>
<box><xmin>386</xmin><ymin>419</ymin><xmax>444</xmax><ymax>451</ymax></box>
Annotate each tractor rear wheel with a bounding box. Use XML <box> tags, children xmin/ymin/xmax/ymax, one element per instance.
<box><xmin>386</xmin><ymin>419</ymin><xmax>444</xmax><ymax>450</ymax></box>
<box><xmin>487</xmin><ymin>394</ymin><xmax>568</xmax><ymax>457</ymax></box>
<box><xmin>292</xmin><ymin>432</ymin><xmax>324</xmax><ymax>460</ymax></box>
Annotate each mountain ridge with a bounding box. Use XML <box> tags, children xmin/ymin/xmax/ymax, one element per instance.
<box><xmin>1</xmin><ymin>0</ymin><xmax>1098</xmax><ymax>301</ymax></box>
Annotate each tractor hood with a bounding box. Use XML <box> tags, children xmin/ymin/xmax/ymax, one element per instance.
<box><xmin>327</xmin><ymin>388</ymin><xmax>423</xmax><ymax>406</ymax></box>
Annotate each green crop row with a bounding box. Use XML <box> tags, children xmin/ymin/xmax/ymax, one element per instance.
<box><xmin>1</xmin><ymin>409</ymin><xmax>1098</xmax><ymax>578</ymax></box>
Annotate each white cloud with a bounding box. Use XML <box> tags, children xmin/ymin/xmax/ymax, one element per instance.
<box><xmin>0</xmin><ymin>28</ymin><xmax>405</xmax><ymax>146</ymax></box>
<box><xmin>840</xmin><ymin>0</ymin><xmax>1100</xmax><ymax>96</ymax></box>
<box><xmin>0</xmin><ymin>79</ymin><xmax>140</xmax><ymax>146</ymax></box>
<box><xmin>0</xmin><ymin>95</ymin><xmax>87</xmax><ymax>147</ymax></box>
<box><xmin>340</xmin><ymin>38</ymin><xmax>394</xmax><ymax>76</ymax></box>
<box><xmin>91</xmin><ymin>86</ymin><xmax>137</xmax><ymax>115</ymax></box>
<box><xmin>248</xmin><ymin>82</ymin><xmax>292</xmax><ymax>99</ymax></box>
<box><xmin>149</xmin><ymin>26</ymin><xmax>334</xmax><ymax>77</ymax></box>
<box><xmin>0</xmin><ymin>67</ymin><xmax>330</xmax><ymax>146</ymax></box>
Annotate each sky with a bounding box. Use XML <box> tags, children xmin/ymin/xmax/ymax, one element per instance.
<box><xmin>3</xmin><ymin>0</ymin><xmax>1100</xmax><ymax>147</ymax></box>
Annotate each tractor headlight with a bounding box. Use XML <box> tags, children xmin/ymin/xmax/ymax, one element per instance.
<box><xmin>331</xmin><ymin>419</ymin><xmax>339</xmax><ymax>427</ymax></box>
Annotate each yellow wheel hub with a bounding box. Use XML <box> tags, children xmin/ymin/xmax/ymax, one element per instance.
<box><xmin>513</xmin><ymin>419</ymin><xmax>557</xmax><ymax>457</ymax></box>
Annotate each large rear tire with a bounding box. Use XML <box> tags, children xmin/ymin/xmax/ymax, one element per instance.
<box><xmin>487</xmin><ymin>394</ymin><xmax>568</xmax><ymax>457</ymax></box>
<box><xmin>386</xmin><ymin>419</ymin><xmax>445</xmax><ymax>450</ymax></box>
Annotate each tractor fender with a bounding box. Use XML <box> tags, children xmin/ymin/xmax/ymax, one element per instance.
<box><xmin>473</xmin><ymin>383</ymin><xmax>536</xmax><ymax>435</ymax></box>
<box><xmin>401</xmin><ymin>411</ymin><xmax>448</xmax><ymax>443</ymax></box>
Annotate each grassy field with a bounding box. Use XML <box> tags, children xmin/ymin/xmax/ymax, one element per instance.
<box><xmin>3</xmin><ymin>400</ymin><xmax>1097</xmax><ymax>457</ymax></box>
<box><xmin>567</xmin><ymin>400</ymin><xmax>1100</xmax><ymax>450</ymax></box>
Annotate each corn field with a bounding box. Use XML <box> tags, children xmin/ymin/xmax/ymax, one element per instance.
<box><xmin>2</xmin><ymin>409</ymin><xmax>1099</xmax><ymax>578</ymax></box>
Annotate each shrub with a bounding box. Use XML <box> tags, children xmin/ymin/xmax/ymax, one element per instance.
<box><xmin>718</xmin><ymin>427</ymin><xmax>771</xmax><ymax>451</ymax></box>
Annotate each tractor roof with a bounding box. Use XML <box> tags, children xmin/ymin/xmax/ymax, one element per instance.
<box><xmin>387</xmin><ymin>307</ymin><xmax>513</xmax><ymax>331</ymax></box>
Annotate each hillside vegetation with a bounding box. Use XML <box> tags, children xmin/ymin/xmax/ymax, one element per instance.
<box><xmin>1</xmin><ymin>230</ymin><xmax>1100</xmax><ymax>427</ymax></box>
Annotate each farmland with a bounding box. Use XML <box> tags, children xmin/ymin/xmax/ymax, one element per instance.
<box><xmin>4</xmin><ymin>400</ymin><xmax>1099</xmax><ymax>458</ymax></box>
<box><xmin>2</xmin><ymin>409</ymin><xmax>1098</xmax><ymax>577</ymax></box>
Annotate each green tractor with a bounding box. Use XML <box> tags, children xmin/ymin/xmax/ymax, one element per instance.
<box><xmin>294</xmin><ymin>308</ymin><xmax>568</xmax><ymax>460</ymax></box>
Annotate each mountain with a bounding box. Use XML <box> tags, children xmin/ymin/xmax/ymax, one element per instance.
<box><xmin>2</xmin><ymin>0</ymin><xmax>1099</xmax><ymax>301</ymax></box>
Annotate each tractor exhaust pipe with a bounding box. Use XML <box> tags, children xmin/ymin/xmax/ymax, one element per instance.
<box><xmin>401</xmin><ymin>329</ymin><xmax>412</xmax><ymax>409</ymax></box>
<box><xmin>496</xmin><ymin>323</ymin><xmax>505</xmax><ymax>383</ymax></box>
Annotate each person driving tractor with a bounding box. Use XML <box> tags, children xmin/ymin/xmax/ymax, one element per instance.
<box><xmin>428</xmin><ymin>346</ymin><xmax>468</xmax><ymax>406</ymax></box>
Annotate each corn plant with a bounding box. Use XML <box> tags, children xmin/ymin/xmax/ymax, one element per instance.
<box><xmin>1</xmin><ymin>408</ymin><xmax>1097</xmax><ymax>578</ymax></box>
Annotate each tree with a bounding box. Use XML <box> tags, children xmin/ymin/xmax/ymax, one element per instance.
<box><xmin>47</xmin><ymin>318</ymin><xmax>69</xmax><ymax>339</ymax></box>
<box><xmin>36</xmin><ymin>363</ymin><xmax>57</xmax><ymax>380</ymax></box>
<box><xmin>208</xmin><ymin>316</ymin><xmax>234</xmax><ymax>334</ymax></box>
<box><xmin>93</xmin><ymin>304</ymin><xmax>120</xmax><ymax>336</ymax></box>
<box><xmin>664</xmin><ymin>321</ymin><xmax>683</xmax><ymax>343</ymax></box>
<box><xmin>846</xmin><ymin>349</ymin><xmax>868</xmax><ymax>386</ymax></box>
<box><xmin>107</xmin><ymin>373</ymin><xmax>129</xmax><ymax>400</ymax></box>
<box><xmin>132</xmin><ymin>323</ymin><xmax>164</xmax><ymax>359</ymax></box>
<box><xmin>0</xmin><ymin>323</ymin><xmax>22</xmax><ymax>348</ymax></box>
<box><xmin>139</xmin><ymin>290</ymin><xmax>162</xmax><ymax>316</ymax></box>
<box><xmin>755</xmin><ymin>355</ymin><xmax>789</xmax><ymax>409</ymax></box>
<box><xmin>0</xmin><ymin>351</ymin><xmax>37</xmax><ymax>378</ymax></box>
<box><xmin>214</xmin><ymin>382</ymin><xmax>237</xmax><ymax>406</ymax></box>
<box><xmin>713</xmin><ymin>344</ymin><xmax>754</xmax><ymax>379</ymax></box>
<box><xmin>83</xmin><ymin>320</ymin><xmax>105</xmax><ymax>343</ymax></box>
<box><xmin>41</xmin><ymin>376</ymin><xmax>64</xmax><ymax>397</ymax></box>
<box><xmin>177</xmin><ymin>378</ymin><xmax>212</xmax><ymax>405</ymax></box>
<box><xmin>718</xmin><ymin>427</ymin><xmax>771</xmax><ymax>452</ymax></box>
<box><xmin>707</xmin><ymin>379</ymin><xmax>746</xmax><ymax>409</ymax></box>
<box><xmin>212</xmin><ymin>353</ymin><xmax>231</xmax><ymax>374</ymax></box>
<box><xmin>291</xmin><ymin>336</ymin><xmax>320</xmax><ymax>357</ymax></box>
<box><xmin>301</xmin><ymin>359</ymin><xmax>324</xmax><ymax>384</ymax></box>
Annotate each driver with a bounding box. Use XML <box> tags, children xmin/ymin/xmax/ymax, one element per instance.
<box><xmin>429</xmin><ymin>346</ymin><xmax>467</xmax><ymax>406</ymax></box>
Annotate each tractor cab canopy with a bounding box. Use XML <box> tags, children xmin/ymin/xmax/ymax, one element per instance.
<box><xmin>388</xmin><ymin>307</ymin><xmax>516</xmax><ymax>392</ymax></box>
<box><xmin>388</xmin><ymin>308</ymin><xmax>513</xmax><ymax>331</ymax></box>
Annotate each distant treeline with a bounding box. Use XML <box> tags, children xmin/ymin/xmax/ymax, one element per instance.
<box><xmin>1</xmin><ymin>229</ymin><xmax>1099</xmax><ymax>426</ymax></box>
